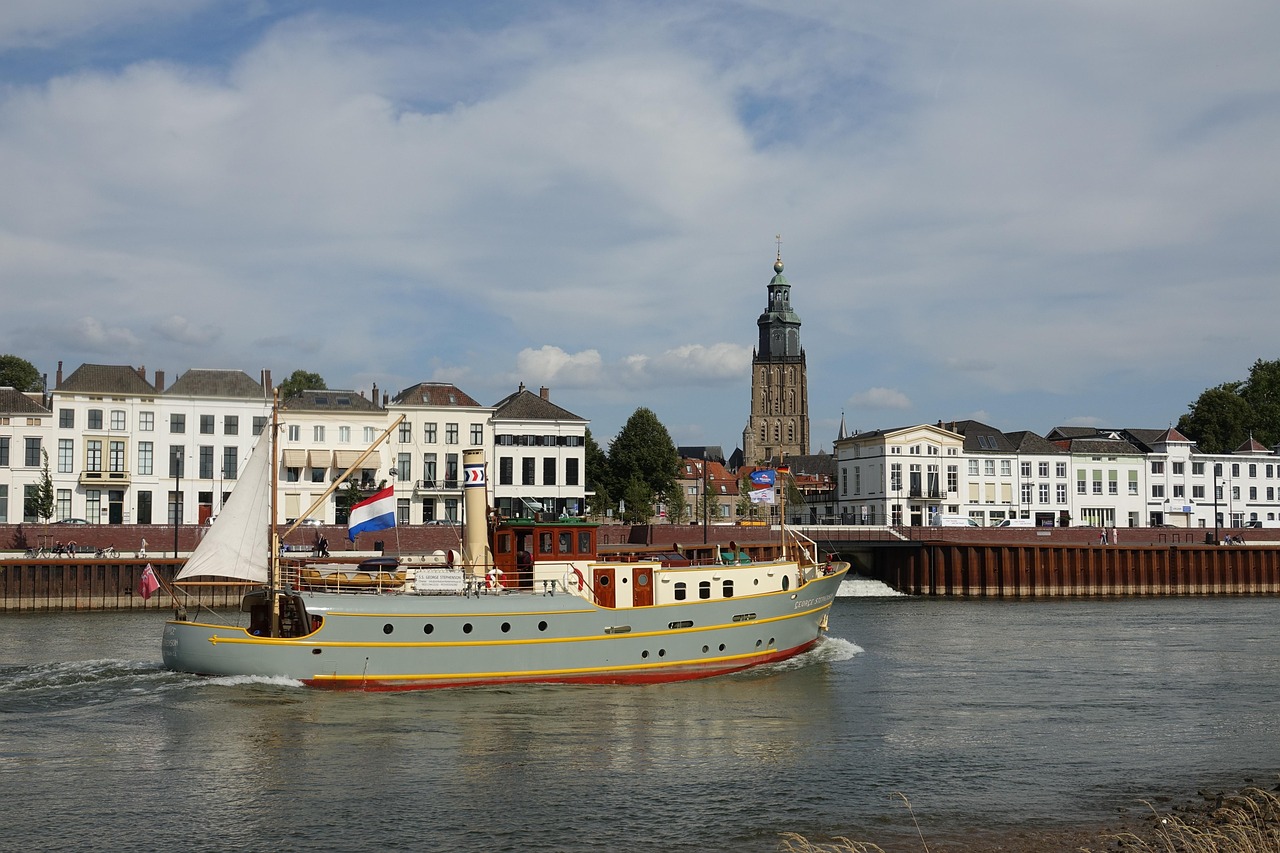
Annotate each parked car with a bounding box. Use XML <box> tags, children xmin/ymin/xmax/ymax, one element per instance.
<box><xmin>1244</xmin><ymin>520</ymin><xmax>1263</xmax><ymax>529</ymax></box>
<box><xmin>55</xmin><ymin>518</ymin><xmax>89</xmax><ymax>525</ymax></box>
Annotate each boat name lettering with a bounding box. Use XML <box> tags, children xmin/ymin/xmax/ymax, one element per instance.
<box><xmin>793</xmin><ymin>592</ymin><xmax>835</xmax><ymax>611</ymax></box>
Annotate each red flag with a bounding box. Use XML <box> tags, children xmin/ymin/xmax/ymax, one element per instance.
<box><xmin>138</xmin><ymin>563</ymin><xmax>160</xmax><ymax>601</ymax></box>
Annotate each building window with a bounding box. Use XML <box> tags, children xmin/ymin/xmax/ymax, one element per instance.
<box><xmin>200</xmin><ymin>415</ymin><xmax>215</xmax><ymax>434</ymax></box>
<box><xmin>58</xmin><ymin>439</ymin><xmax>74</xmax><ymax>473</ymax></box>
<box><xmin>565</xmin><ymin>458</ymin><xmax>579</xmax><ymax>486</ymax></box>
<box><xmin>287</xmin><ymin>424</ymin><xmax>300</xmax><ymax>442</ymax></box>
<box><xmin>24</xmin><ymin>438</ymin><xmax>41</xmax><ymax>468</ymax></box>
<box><xmin>968</xmin><ymin>460</ymin><xmax>979</xmax><ymax>476</ymax></box>
<box><xmin>88</xmin><ymin>409</ymin><xmax>103</xmax><ymax>430</ymax></box>
<box><xmin>86</xmin><ymin>489</ymin><xmax>101</xmax><ymax>522</ymax></box>
<box><xmin>169</xmin><ymin>447</ymin><xmax>184</xmax><ymax>478</ymax></box>
<box><xmin>424</xmin><ymin>423</ymin><xmax>437</xmax><ymax>443</ymax></box>
<box><xmin>223</xmin><ymin>447</ymin><xmax>238</xmax><ymax>480</ymax></box>
<box><xmin>59</xmin><ymin>409</ymin><xmax>74</xmax><ymax>429</ymax></box>
<box><xmin>110</xmin><ymin>410</ymin><xmax>126</xmax><ymax>431</ymax></box>
<box><xmin>109</xmin><ymin>440</ymin><xmax>125</xmax><ymax>473</ymax></box>
<box><xmin>137</xmin><ymin>491</ymin><xmax>152</xmax><ymax>524</ymax></box>
<box><xmin>0</xmin><ymin>436</ymin><xmax>7</xmax><ymax>467</ymax></box>
<box><xmin>470</xmin><ymin>424</ymin><xmax>484</xmax><ymax>446</ymax></box>
<box><xmin>338</xmin><ymin>426</ymin><xmax>350</xmax><ymax>443</ymax></box>
<box><xmin>138</xmin><ymin>442</ymin><xmax>153</xmax><ymax>476</ymax></box>
<box><xmin>398</xmin><ymin>422</ymin><xmax>412</xmax><ymax>442</ymax></box>
<box><xmin>56</xmin><ymin>489</ymin><xmax>71</xmax><ymax>520</ymax></box>
<box><xmin>1056</xmin><ymin>484</ymin><xmax>1067</xmax><ymax>504</ymax></box>
<box><xmin>423</xmin><ymin>453</ymin><xmax>438</xmax><ymax>486</ymax></box>
<box><xmin>543</xmin><ymin>458</ymin><xmax>556</xmax><ymax>486</ymax></box>
<box><xmin>1038</xmin><ymin>484</ymin><xmax>1050</xmax><ymax>504</ymax></box>
<box><xmin>522</xmin><ymin>458</ymin><xmax>535</xmax><ymax>486</ymax></box>
<box><xmin>499</xmin><ymin>457</ymin><xmax>514</xmax><ymax>485</ymax></box>
<box><xmin>446</xmin><ymin>423</ymin><xmax>459</xmax><ymax>444</ymax></box>
<box><xmin>1172</xmin><ymin>461</ymin><xmax>1184</xmax><ymax>475</ymax></box>
<box><xmin>170</xmin><ymin>414</ymin><xmax>185</xmax><ymax>434</ymax></box>
<box><xmin>1151</xmin><ymin>461</ymin><xmax>1164</xmax><ymax>474</ymax></box>
<box><xmin>1001</xmin><ymin>460</ymin><xmax>1011</xmax><ymax>476</ymax></box>
<box><xmin>199</xmin><ymin>446</ymin><xmax>214</xmax><ymax>479</ymax></box>
<box><xmin>1152</xmin><ymin>484</ymin><xmax>1165</xmax><ymax>498</ymax></box>
<box><xmin>445</xmin><ymin>454</ymin><xmax>459</xmax><ymax>488</ymax></box>
<box><xmin>313</xmin><ymin>425</ymin><xmax>325</xmax><ymax>442</ymax></box>
<box><xmin>363</xmin><ymin>427</ymin><xmax>376</xmax><ymax>443</ymax></box>
<box><xmin>1038</xmin><ymin>462</ymin><xmax>1049</xmax><ymax>478</ymax></box>
<box><xmin>140</xmin><ymin>411</ymin><xmax>154</xmax><ymax>432</ymax></box>
<box><xmin>225</xmin><ymin>416</ymin><xmax>239</xmax><ymax>435</ymax></box>
<box><xmin>397</xmin><ymin>453</ymin><xmax>411</xmax><ymax>482</ymax></box>
<box><xmin>252</xmin><ymin>416</ymin><xmax>266</xmax><ymax>436</ymax></box>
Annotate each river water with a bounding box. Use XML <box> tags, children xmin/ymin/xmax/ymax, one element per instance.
<box><xmin>2</xmin><ymin>580</ymin><xmax>1277</xmax><ymax>852</ymax></box>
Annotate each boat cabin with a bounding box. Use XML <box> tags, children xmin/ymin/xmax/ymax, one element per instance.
<box><xmin>491</xmin><ymin>518</ymin><xmax>599</xmax><ymax>589</ymax></box>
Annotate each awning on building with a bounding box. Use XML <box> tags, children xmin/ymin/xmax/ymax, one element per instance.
<box><xmin>333</xmin><ymin>450</ymin><xmax>364</xmax><ymax>469</ymax></box>
<box><xmin>281</xmin><ymin>449</ymin><xmax>307</xmax><ymax>468</ymax></box>
<box><xmin>308</xmin><ymin>450</ymin><xmax>332</xmax><ymax>469</ymax></box>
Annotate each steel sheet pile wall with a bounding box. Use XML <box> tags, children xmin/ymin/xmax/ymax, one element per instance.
<box><xmin>873</xmin><ymin>544</ymin><xmax>1280</xmax><ymax>597</ymax></box>
<box><xmin>0</xmin><ymin>560</ymin><xmax>250</xmax><ymax>612</ymax></box>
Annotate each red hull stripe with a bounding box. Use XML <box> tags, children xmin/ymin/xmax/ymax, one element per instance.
<box><xmin>301</xmin><ymin>638</ymin><xmax>820</xmax><ymax>691</ymax></box>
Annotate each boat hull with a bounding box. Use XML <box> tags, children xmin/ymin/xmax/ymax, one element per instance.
<box><xmin>162</xmin><ymin>568</ymin><xmax>845</xmax><ymax>690</ymax></box>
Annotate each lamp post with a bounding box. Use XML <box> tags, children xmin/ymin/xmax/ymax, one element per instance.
<box><xmin>172</xmin><ymin>448</ymin><xmax>182</xmax><ymax>559</ymax></box>
<box><xmin>1213</xmin><ymin>462</ymin><xmax>1221</xmax><ymax>545</ymax></box>
<box><xmin>702</xmin><ymin>453</ymin><xmax>709</xmax><ymax>544</ymax></box>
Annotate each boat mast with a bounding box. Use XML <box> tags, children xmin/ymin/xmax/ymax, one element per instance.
<box><xmin>269</xmin><ymin>390</ymin><xmax>282</xmax><ymax>637</ymax></box>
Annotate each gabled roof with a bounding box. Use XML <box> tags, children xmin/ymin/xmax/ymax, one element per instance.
<box><xmin>391</xmin><ymin>382</ymin><xmax>482</xmax><ymax>407</ymax></box>
<box><xmin>943</xmin><ymin>419</ymin><xmax>1016</xmax><ymax>453</ymax></box>
<box><xmin>165</xmin><ymin>369</ymin><xmax>268</xmax><ymax>399</ymax></box>
<box><xmin>1053</xmin><ymin>437</ymin><xmax>1141</xmax><ymax>455</ymax></box>
<box><xmin>0</xmin><ymin>387</ymin><xmax>50</xmax><ymax>415</ymax></box>
<box><xmin>760</xmin><ymin>452</ymin><xmax>836</xmax><ymax>476</ymax></box>
<box><xmin>677</xmin><ymin>445</ymin><xmax>726</xmax><ymax>464</ymax></box>
<box><xmin>58</xmin><ymin>364</ymin><xmax>158</xmax><ymax>396</ymax></box>
<box><xmin>281</xmin><ymin>389</ymin><xmax>383</xmax><ymax>412</ymax></box>
<box><xmin>1234</xmin><ymin>436</ymin><xmax>1270</xmax><ymax>454</ymax></box>
<box><xmin>1003</xmin><ymin>430</ymin><xmax>1066</xmax><ymax>455</ymax></box>
<box><xmin>1158</xmin><ymin>426</ymin><xmax>1193</xmax><ymax>444</ymax></box>
<box><xmin>491</xmin><ymin>388</ymin><xmax>585</xmax><ymax>422</ymax></box>
<box><xmin>1044</xmin><ymin>426</ymin><xmax>1098</xmax><ymax>440</ymax></box>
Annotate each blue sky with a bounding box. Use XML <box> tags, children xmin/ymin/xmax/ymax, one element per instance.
<box><xmin>3</xmin><ymin>1</ymin><xmax>1278</xmax><ymax>452</ymax></box>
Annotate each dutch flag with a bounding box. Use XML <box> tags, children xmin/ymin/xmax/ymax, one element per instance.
<box><xmin>348</xmin><ymin>486</ymin><xmax>396</xmax><ymax>542</ymax></box>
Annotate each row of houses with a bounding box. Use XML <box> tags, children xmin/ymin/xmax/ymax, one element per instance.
<box><xmin>775</xmin><ymin>420</ymin><xmax>1280</xmax><ymax>529</ymax></box>
<box><xmin>0</xmin><ymin>363</ymin><xmax>588</xmax><ymax>528</ymax></box>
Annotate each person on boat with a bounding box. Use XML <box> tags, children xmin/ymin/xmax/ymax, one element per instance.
<box><xmin>318</xmin><ymin>536</ymin><xmax>330</xmax><ymax>558</ymax></box>
<box><xmin>516</xmin><ymin>548</ymin><xmax>533</xmax><ymax>582</ymax></box>
<box><xmin>139</xmin><ymin>538</ymin><xmax>147</xmax><ymax>558</ymax></box>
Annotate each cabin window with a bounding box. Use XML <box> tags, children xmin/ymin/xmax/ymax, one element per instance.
<box><xmin>781</xmin><ymin>575</ymin><xmax>790</xmax><ymax>591</ymax></box>
<box><xmin>539</xmin><ymin>532</ymin><xmax>553</xmax><ymax>554</ymax></box>
<box><xmin>699</xmin><ymin>581</ymin><xmax>711</xmax><ymax>600</ymax></box>
<box><xmin>722</xmin><ymin>579</ymin><xmax>734</xmax><ymax>598</ymax></box>
<box><xmin>558</xmin><ymin>532</ymin><xmax>572</xmax><ymax>554</ymax></box>
<box><xmin>674</xmin><ymin>582</ymin><xmax>687</xmax><ymax>601</ymax></box>
<box><xmin>578</xmin><ymin>531</ymin><xmax>592</xmax><ymax>554</ymax></box>
<box><xmin>497</xmin><ymin>533</ymin><xmax>511</xmax><ymax>554</ymax></box>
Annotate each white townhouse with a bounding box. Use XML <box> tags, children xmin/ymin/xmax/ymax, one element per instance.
<box><xmin>276</xmin><ymin>388</ymin><xmax>388</xmax><ymax>525</ymax></box>
<box><xmin>945</xmin><ymin>420</ymin><xmax>1022</xmax><ymax>526</ymax></box>
<box><xmin>1005</xmin><ymin>430</ymin><xmax>1072</xmax><ymax>527</ymax></box>
<box><xmin>46</xmin><ymin>363</ymin><xmax>272</xmax><ymax>526</ymax></box>
<box><xmin>0</xmin><ymin>387</ymin><xmax>53</xmax><ymax>524</ymax></box>
<box><xmin>833</xmin><ymin>424</ymin><xmax>965</xmax><ymax>526</ymax></box>
<box><xmin>386</xmin><ymin>382</ymin><xmax>494</xmax><ymax>525</ymax></box>
<box><xmin>489</xmin><ymin>384</ymin><xmax>588</xmax><ymax>520</ymax></box>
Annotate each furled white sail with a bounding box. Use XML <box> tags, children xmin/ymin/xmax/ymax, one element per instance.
<box><xmin>175</xmin><ymin>434</ymin><xmax>271</xmax><ymax>582</ymax></box>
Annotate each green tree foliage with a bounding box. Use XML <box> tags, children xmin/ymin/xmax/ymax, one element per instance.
<box><xmin>1178</xmin><ymin>359</ymin><xmax>1280</xmax><ymax>452</ymax></box>
<box><xmin>607</xmin><ymin>407</ymin><xmax>679</xmax><ymax>521</ymax></box>
<box><xmin>278</xmin><ymin>370</ymin><xmax>327</xmax><ymax>400</ymax></box>
<box><xmin>665</xmin><ymin>483</ymin><xmax>688</xmax><ymax>524</ymax></box>
<box><xmin>583</xmin><ymin>428</ymin><xmax>613</xmax><ymax>517</ymax></box>
<box><xmin>0</xmin><ymin>354</ymin><xmax>42</xmax><ymax>392</ymax></box>
<box><xmin>620</xmin><ymin>476</ymin><xmax>655</xmax><ymax>524</ymax></box>
<box><xmin>24</xmin><ymin>449</ymin><xmax>55</xmax><ymax>524</ymax></box>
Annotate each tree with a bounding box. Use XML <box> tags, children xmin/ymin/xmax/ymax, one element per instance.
<box><xmin>607</xmin><ymin>408</ymin><xmax>679</xmax><ymax>515</ymax></box>
<box><xmin>583</xmin><ymin>428</ymin><xmax>614</xmax><ymax>518</ymax></box>
<box><xmin>620</xmin><ymin>476</ymin><xmax>655</xmax><ymax>525</ymax></box>
<box><xmin>24</xmin><ymin>449</ymin><xmax>55</xmax><ymax>525</ymax></box>
<box><xmin>0</xmin><ymin>354</ymin><xmax>41</xmax><ymax>392</ymax></box>
<box><xmin>278</xmin><ymin>370</ymin><xmax>327</xmax><ymax>400</ymax></box>
<box><xmin>1177</xmin><ymin>359</ymin><xmax>1280</xmax><ymax>452</ymax></box>
<box><xmin>665</xmin><ymin>483</ymin><xmax>688</xmax><ymax>524</ymax></box>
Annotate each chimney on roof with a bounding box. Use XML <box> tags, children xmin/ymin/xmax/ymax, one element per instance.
<box><xmin>56</xmin><ymin>361</ymin><xmax>63</xmax><ymax>389</ymax></box>
<box><xmin>372</xmin><ymin>383</ymin><xmax>378</xmax><ymax>404</ymax></box>
<box><xmin>382</xmin><ymin>392</ymin><xmax>388</xmax><ymax>406</ymax></box>
<box><xmin>262</xmin><ymin>369</ymin><xmax>272</xmax><ymax>395</ymax></box>
<box><xmin>518</xmin><ymin>382</ymin><xmax>526</xmax><ymax>393</ymax></box>
<box><xmin>539</xmin><ymin>386</ymin><xmax>549</xmax><ymax>401</ymax></box>
<box><xmin>155</xmin><ymin>370</ymin><xmax>165</xmax><ymax>392</ymax></box>
<box><xmin>138</xmin><ymin>365</ymin><xmax>146</xmax><ymax>381</ymax></box>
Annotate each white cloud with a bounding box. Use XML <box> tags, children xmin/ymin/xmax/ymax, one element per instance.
<box><xmin>153</xmin><ymin>315</ymin><xmax>221</xmax><ymax>346</ymax></box>
<box><xmin>850</xmin><ymin>387</ymin><xmax>912</xmax><ymax>411</ymax></box>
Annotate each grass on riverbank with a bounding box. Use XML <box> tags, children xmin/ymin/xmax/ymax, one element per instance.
<box><xmin>779</xmin><ymin>787</ymin><xmax>1280</xmax><ymax>853</ymax></box>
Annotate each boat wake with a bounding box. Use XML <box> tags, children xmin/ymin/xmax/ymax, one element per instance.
<box><xmin>0</xmin><ymin>658</ymin><xmax>180</xmax><ymax>712</ymax></box>
<box><xmin>203</xmin><ymin>673</ymin><xmax>306</xmax><ymax>689</ymax></box>
<box><xmin>757</xmin><ymin>634</ymin><xmax>864</xmax><ymax>675</ymax></box>
<box><xmin>837</xmin><ymin>575</ymin><xmax>906</xmax><ymax>597</ymax></box>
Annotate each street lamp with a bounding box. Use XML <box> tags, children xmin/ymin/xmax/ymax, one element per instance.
<box><xmin>172</xmin><ymin>448</ymin><xmax>183</xmax><ymax>559</ymax></box>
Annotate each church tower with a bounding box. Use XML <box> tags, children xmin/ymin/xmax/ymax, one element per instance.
<box><xmin>742</xmin><ymin>242</ymin><xmax>809</xmax><ymax>464</ymax></box>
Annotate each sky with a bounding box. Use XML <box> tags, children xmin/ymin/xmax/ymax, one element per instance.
<box><xmin>2</xmin><ymin>1</ymin><xmax>1278</xmax><ymax>454</ymax></box>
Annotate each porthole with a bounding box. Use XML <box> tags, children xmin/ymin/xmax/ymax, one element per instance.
<box><xmin>781</xmin><ymin>575</ymin><xmax>789</xmax><ymax>591</ymax></box>
<box><xmin>312</xmin><ymin>648</ymin><xmax>322</xmax><ymax>655</ymax></box>
<box><xmin>538</xmin><ymin>620</ymin><xmax>548</xmax><ymax>632</ymax></box>
<box><xmin>753</xmin><ymin>578</ymin><xmax>759</xmax><ymax>586</ymax></box>
<box><xmin>463</xmin><ymin>623</ymin><xmax>473</xmax><ymax>634</ymax></box>
<box><xmin>424</xmin><ymin>624</ymin><xmax>434</xmax><ymax>635</ymax></box>
<box><xmin>642</xmin><ymin>650</ymin><xmax>650</xmax><ymax>659</ymax></box>
<box><xmin>600</xmin><ymin>576</ymin><xmax>610</xmax><ymax>586</ymax></box>
<box><xmin>755</xmin><ymin>639</ymin><xmax>763</xmax><ymax>648</ymax></box>
<box><xmin>769</xmin><ymin>637</ymin><xmax>775</xmax><ymax>646</ymax></box>
<box><xmin>658</xmin><ymin>649</ymin><xmax>666</xmax><ymax>657</ymax></box>
<box><xmin>718</xmin><ymin>643</ymin><xmax>726</xmax><ymax>652</ymax></box>
<box><xmin>702</xmin><ymin>645</ymin><xmax>709</xmax><ymax>653</ymax></box>
<box><xmin>501</xmin><ymin>622</ymin><xmax>511</xmax><ymax>633</ymax></box>
<box><xmin>383</xmin><ymin>624</ymin><xmax>394</xmax><ymax>635</ymax></box>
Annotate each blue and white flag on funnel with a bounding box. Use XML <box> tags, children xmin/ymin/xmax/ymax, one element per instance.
<box><xmin>348</xmin><ymin>486</ymin><xmax>396</xmax><ymax>541</ymax></box>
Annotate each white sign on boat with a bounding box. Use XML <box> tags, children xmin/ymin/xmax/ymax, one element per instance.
<box><xmin>413</xmin><ymin>567</ymin><xmax>466</xmax><ymax>594</ymax></box>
